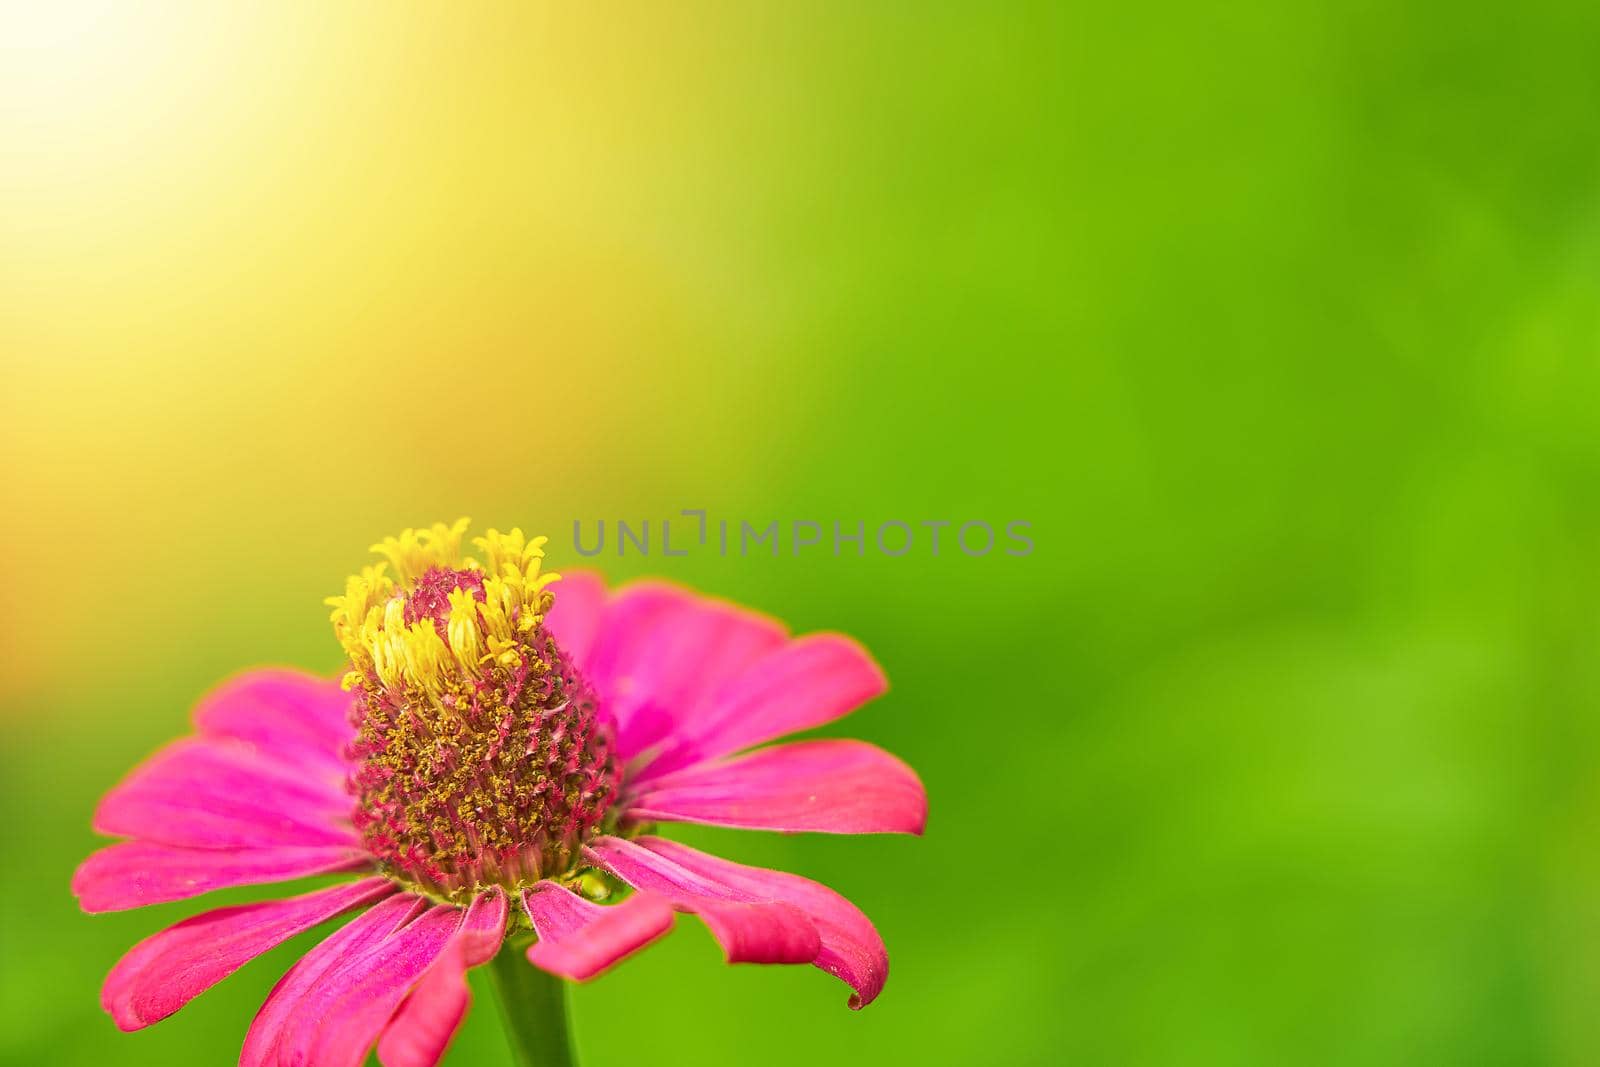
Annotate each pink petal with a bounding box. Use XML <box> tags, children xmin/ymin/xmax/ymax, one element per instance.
<box><xmin>520</xmin><ymin>882</ymin><xmax>674</xmax><ymax>981</ymax></box>
<box><xmin>542</xmin><ymin>570</ymin><xmax>607</xmax><ymax>666</ymax></box>
<box><xmin>648</xmin><ymin>837</ymin><xmax>891</xmax><ymax>1009</ymax></box>
<box><xmin>635</xmin><ymin>633</ymin><xmax>887</xmax><ymax>784</ymax></box>
<box><xmin>580</xmin><ymin>581</ymin><xmax>788</xmax><ymax>760</ymax></box>
<box><xmin>193</xmin><ymin>668</ymin><xmax>356</xmax><ymax>779</ymax></box>
<box><xmin>92</xmin><ymin>737</ymin><xmax>358</xmax><ymax>850</ymax></box>
<box><xmin>304</xmin><ymin>905</ymin><xmax>465</xmax><ymax>1067</ymax></box>
<box><xmin>624</xmin><ymin>739</ymin><xmax>927</xmax><ymax>835</ymax></box>
<box><xmin>102</xmin><ymin>877</ymin><xmax>394</xmax><ymax>1031</ymax></box>
<box><xmin>579</xmin><ymin>581</ymin><xmax>698</xmax><ymax>686</ymax></box>
<box><xmin>244</xmin><ymin>894</ymin><xmax>426</xmax><ymax>1067</ymax></box>
<box><xmin>377</xmin><ymin>889</ymin><xmax>508</xmax><ymax>1067</ymax></box>
<box><xmin>74</xmin><ymin>840</ymin><xmax>368</xmax><ymax>913</ymax></box>
<box><xmin>585</xmin><ymin>837</ymin><xmax>820</xmax><ymax>968</ymax></box>
<box><xmin>590</xmin><ymin>836</ymin><xmax>889</xmax><ymax>1008</ymax></box>
<box><xmin>611</xmin><ymin>596</ymin><xmax>790</xmax><ymax>760</ymax></box>
<box><xmin>249</xmin><ymin>895</ymin><xmax>463</xmax><ymax>1067</ymax></box>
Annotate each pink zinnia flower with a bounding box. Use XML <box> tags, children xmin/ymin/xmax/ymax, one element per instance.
<box><xmin>75</xmin><ymin>521</ymin><xmax>926</xmax><ymax>1066</ymax></box>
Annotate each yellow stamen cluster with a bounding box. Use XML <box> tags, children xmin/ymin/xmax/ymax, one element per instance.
<box><xmin>326</xmin><ymin>519</ymin><xmax>562</xmax><ymax>698</ymax></box>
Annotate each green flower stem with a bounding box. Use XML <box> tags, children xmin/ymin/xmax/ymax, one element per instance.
<box><xmin>488</xmin><ymin>937</ymin><xmax>577</xmax><ymax>1067</ymax></box>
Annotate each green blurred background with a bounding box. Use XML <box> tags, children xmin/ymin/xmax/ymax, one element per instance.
<box><xmin>3</xmin><ymin>2</ymin><xmax>1598</xmax><ymax>1064</ymax></box>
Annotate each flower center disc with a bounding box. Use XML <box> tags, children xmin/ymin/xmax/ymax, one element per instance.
<box><xmin>327</xmin><ymin>523</ymin><xmax>620</xmax><ymax>902</ymax></box>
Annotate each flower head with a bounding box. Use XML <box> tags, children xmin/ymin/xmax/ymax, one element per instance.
<box><xmin>75</xmin><ymin>521</ymin><xmax>927</xmax><ymax>1066</ymax></box>
<box><xmin>328</xmin><ymin>521</ymin><xmax>617</xmax><ymax>898</ymax></box>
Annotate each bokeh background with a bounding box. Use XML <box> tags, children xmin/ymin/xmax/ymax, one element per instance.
<box><xmin>3</xmin><ymin>2</ymin><xmax>1599</xmax><ymax>1064</ymax></box>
